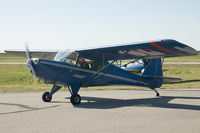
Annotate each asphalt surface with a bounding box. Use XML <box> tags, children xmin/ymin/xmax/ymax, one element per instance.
<box><xmin>0</xmin><ymin>89</ymin><xmax>200</xmax><ymax>133</ymax></box>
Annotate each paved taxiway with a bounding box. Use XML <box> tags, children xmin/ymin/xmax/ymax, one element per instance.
<box><xmin>0</xmin><ymin>89</ymin><xmax>200</xmax><ymax>133</ymax></box>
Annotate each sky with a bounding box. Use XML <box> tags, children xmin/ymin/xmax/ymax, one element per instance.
<box><xmin>0</xmin><ymin>0</ymin><xmax>200</xmax><ymax>52</ymax></box>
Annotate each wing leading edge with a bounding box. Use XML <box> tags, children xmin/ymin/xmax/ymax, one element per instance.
<box><xmin>75</xmin><ymin>39</ymin><xmax>198</xmax><ymax>60</ymax></box>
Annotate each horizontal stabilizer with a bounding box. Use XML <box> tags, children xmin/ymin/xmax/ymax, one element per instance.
<box><xmin>143</xmin><ymin>75</ymin><xmax>182</xmax><ymax>82</ymax></box>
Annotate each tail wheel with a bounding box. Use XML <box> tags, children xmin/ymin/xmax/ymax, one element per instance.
<box><xmin>70</xmin><ymin>94</ymin><xmax>81</xmax><ymax>105</ymax></box>
<box><xmin>42</xmin><ymin>92</ymin><xmax>52</xmax><ymax>102</ymax></box>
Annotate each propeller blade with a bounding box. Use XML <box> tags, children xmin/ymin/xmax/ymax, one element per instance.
<box><xmin>25</xmin><ymin>44</ymin><xmax>37</xmax><ymax>81</ymax></box>
<box><xmin>25</xmin><ymin>44</ymin><xmax>32</xmax><ymax>60</ymax></box>
<box><xmin>30</xmin><ymin>65</ymin><xmax>37</xmax><ymax>80</ymax></box>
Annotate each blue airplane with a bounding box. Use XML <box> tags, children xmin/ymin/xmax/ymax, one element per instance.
<box><xmin>5</xmin><ymin>39</ymin><xmax>198</xmax><ymax>105</ymax></box>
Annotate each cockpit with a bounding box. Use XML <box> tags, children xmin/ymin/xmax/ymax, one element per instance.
<box><xmin>54</xmin><ymin>50</ymin><xmax>95</xmax><ymax>70</ymax></box>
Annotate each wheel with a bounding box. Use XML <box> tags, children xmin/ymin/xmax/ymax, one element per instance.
<box><xmin>156</xmin><ymin>93</ymin><xmax>160</xmax><ymax>97</ymax></box>
<box><xmin>70</xmin><ymin>94</ymin><xmax>81</xmax><ymax>105</ymax></box>
<box><xmin>42</xmin><ymin>92</ymin><xmax>52</xmax><ymax>102</ymax></box>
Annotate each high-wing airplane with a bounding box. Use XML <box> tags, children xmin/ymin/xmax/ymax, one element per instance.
<box><xmin>5</xmin><ymin>39</ymin><xmax>198</xmax><ymax>105</ymax></box>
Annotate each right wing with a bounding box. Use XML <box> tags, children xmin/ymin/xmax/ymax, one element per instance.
<box><xmin>76</xmin><ymin>39</ymin><xmax>198</xmax><ymax>60</ymax></box>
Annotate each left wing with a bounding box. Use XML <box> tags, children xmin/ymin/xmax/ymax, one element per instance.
<box><xmin>4</xmin><ymin>50</ymin><xmax>58</xmax><ymax>59</ymax></box>
<box><xmin>75</xmin><ymin>39</ymin><xmax>198</xmax><ymax>60</ymax></box>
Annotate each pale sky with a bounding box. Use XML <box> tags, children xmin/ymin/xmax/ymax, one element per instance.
<box><xmin>0</xmin><ymin>0</ymin><xmax>200</xmax><ymax>52</ymax></box>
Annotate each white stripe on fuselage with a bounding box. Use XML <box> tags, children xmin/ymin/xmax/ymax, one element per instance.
<box><xmin>40</xmin><ymin>60</ymin><xmax>147</xmax><ymax>85</ymax></box>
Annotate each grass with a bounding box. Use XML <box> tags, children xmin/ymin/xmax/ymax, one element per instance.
<box><xmin>0</xmin><ymin>53</ymin><xmax>26</xmax><ymax>62</ymax></box>
<box><xmin>0</xmin><ymin>64</ymin><xmax>200</xmax><ymax>93</ymax></box>
<box><xmin>0</xmin><ymin>65</ymin><xmax>52</xmax><ymax>92</ymax></box>
<box><xmin>164</xmin><ymin>52</ymin><xmax>200</xmax><ymax>62</ymax></box>
<box><xmin>0</xmin><ymin>65</ymin><xmax>31</xmax><ymax>85</ymax></box>
<box><xmin>161</xmin><ymin>66</ymin><xmax>200</xmax><ymax>89</ymax></box>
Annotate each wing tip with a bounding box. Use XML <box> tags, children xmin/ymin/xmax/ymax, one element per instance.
<box><xmin>163</xmin><ymin>39</ymin><xmax>198</xmax><ymax>56</ymax></box>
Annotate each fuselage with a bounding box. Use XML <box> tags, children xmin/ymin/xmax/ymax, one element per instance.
<box><xmin>28</xmin><ymin>58</ymin><xmax>162</xmax><ymax>89</ymax></box>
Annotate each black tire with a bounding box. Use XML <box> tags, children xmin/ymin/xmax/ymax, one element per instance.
<box><xmin>70</xmin><ymin>94</ymin><xmax>81</xmax><ymax>105</ymax></box>
<box><xmin>42</xmin><ymin>92</ymin><xmax>52</xmax><ymax>102</ymax></box>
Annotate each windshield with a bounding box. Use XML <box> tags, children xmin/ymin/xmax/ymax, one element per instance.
<box><xmin>54</xmin><ymin>50</ymin><xmax>78</xmax><ymax>65</ymax></box>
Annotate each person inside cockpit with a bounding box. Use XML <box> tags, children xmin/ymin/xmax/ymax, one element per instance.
<box><xmin>79</xmin><ymin>58</ymin><xmax>94</xmax><ymax>70</ymax></box>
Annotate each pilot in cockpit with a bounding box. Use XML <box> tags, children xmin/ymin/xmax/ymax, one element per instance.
<box><xmin>79</xmin><ymin>58</ymin><xmax>93</xmax><ymax>70</ymax></box>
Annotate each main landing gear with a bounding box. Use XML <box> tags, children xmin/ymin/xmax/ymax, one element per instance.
<box><xmin>42</xmin><ymin>84</ymin><xmax>81</xmax><ymax>105</ymax></box>
<box><xmin>70</xmin><ymin>94</ymin><xmax>81</xmax><ymax>105</ymax></box>
<box><xmin>67</xmin><ymin>85</ymin><xmax>81</xmax><ymax>105</ymax></box>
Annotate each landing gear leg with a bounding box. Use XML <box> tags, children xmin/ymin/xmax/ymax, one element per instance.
<box><xmin>67</xmin><ymin>85</ymin><xmax>81</xmax><ymax>105</ymax></box>
<box><xmin>42</xmin><ymin>85</ymin><xmax>62</xmax><ymax>102</ymax></box>
<box><xmin>67</xmin><ymin>85</ymin><xmax>72</xmax><ymax>95</ymax></box>
<box><xmin>153</xmin><ymin>88</ymin><xmax>160</xmax><ymax>97</ymax></box>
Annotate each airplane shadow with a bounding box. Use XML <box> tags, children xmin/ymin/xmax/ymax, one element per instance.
<box><xmin>72</xmin><ymin>96</ymin><xmax>200</xmax><ymax>111</ymax></box>
<box><xmin>0</xmin><ymin>102</ymin><xmax>60</xmax><ymax>115</ymax></box>
<box><xmin>1</xmin><ymin>95</ymin><xmax>200</xmax><ymax>115</ymax></box>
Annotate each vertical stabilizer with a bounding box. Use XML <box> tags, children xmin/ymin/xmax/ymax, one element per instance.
<box><xmin>142</xmin><ymin>58</ymin><xmax>163</xmax><ymax>88</ymax></box>
<box><xmin>142</xmin><ymin>58</ymin><xmax>162</xmax><ymax>77</ymax></box>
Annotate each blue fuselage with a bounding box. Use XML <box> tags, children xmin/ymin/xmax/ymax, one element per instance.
<box><xmin>31</xmin><ymin>58</ymin><xmax>160</xmax><ymax>88</ymax></box>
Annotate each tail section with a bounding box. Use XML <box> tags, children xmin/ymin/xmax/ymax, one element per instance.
<box><xmin>142</xmin><ymin>58</ymin><xmax>182</xmax><ymax>88</ymax></box>
<box><xmin>142</xmin><ymin>58</ymin><xmax>163</xmax><ymax>88</ymax></box>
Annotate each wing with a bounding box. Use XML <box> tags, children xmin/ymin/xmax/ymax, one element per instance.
<box><xmin>75</xmin><ymin>39</ymin><xmax>198</xmax><ymax>60</ymax></box>
<box><xmin>4</xmin><ymin>50</ymin><xmax>58</xmax><ymax>59</ymax></box>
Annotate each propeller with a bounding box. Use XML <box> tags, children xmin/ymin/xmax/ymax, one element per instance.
<box><xmin>25</xmin><ymin>45</ymin><xmax>32</xmax><ymax>60</ymax></box>
<box><xmin>25</xmin><ymin>45</ymin><xmax>37</xmax><ymax>81</ymax></box>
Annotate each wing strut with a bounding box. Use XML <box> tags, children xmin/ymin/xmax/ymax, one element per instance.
<box><xmin>82</xmin><ymin>51</ymin><xmax>128</xmax><ymax>86</ymax></box>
